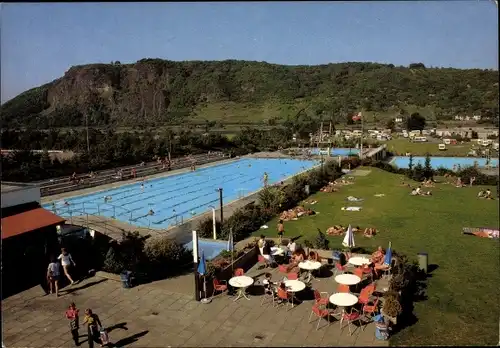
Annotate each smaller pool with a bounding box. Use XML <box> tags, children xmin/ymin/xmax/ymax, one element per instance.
<box><xmin>310</xmin><ymin>148</ymin><xmax>360</xmax><ymax>156</ymax></box>
<box><xmin>391</xmin><ymin>156</ymin><xmax>499</xmax><ymax>170</ymax></box>
<box><xmin>184</xmin><ymin>240</ymin><xmax>227</xmax><ymax>261</ymax></box>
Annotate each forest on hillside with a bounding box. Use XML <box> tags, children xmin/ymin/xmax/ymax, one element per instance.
<box><xmin>1</xmin><ymin>60</ymin><xmax>498</xmax><ymax>128</ymax></box>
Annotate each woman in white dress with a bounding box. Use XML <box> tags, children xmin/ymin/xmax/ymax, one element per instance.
<box><xmin>58</xmin><ymin>248</ymin><xmax>77</xmax><ymax>285</ymax></box>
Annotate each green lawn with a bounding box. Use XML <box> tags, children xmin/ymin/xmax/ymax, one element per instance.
<box><xmin>254</xmin><ymin>168</ymin><xmax>499</xmax><ymax>346</ymax></box>
<box><xmin>385</xmin><ymin>138</ymin><xmax>474</xmax><ymax>156</ymax></box>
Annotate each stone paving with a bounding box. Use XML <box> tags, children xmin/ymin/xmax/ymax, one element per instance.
<box><xmin>2</xmin><ymin>265</ymin><xmax>388</xmax><ymax>348</ymax></box>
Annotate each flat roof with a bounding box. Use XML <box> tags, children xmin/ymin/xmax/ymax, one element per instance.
<box><xmin>1</xmin><ymin>182</ymin><xmax>38</xmax><ymax>193</ymax></box>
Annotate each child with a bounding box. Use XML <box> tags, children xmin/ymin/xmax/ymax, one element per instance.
<box><xmin>100</xmin><ymin>328</ymin><xmax>110</xmax><ymax>347</ymax></box>
<box><xmin>65</xmin><ymin>303</ymin><xmax>79</xmax><ymax>346</ymax></box>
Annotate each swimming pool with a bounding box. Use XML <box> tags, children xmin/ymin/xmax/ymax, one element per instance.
<box><xmin>184</xmin><ymin>240</ymin><xmax>227</xmax><ymax>261</ymax></box>
<box><xmin>310</xmin><ymin>148</ymin><xmax>359</xmax><ymax>156</ymax></box>
<box><xmin>44</xmin><ymin>158</ymin><xmax>318</xmax><ymax>229</ymax></box>
<box><xmin>390</xmin><ymin>156</ymin><xmax>499</xmax><ymax>170</ymax></box>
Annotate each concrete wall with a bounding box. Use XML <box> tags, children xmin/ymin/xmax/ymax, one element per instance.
<box><xmin>1</xmin><ymin>183</ymin><xmax>41</xmax><ymax>209</ymax></box>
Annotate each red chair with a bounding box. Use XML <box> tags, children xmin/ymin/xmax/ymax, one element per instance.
<box><xmin>337</xmin><ymin>284</ymin><xmax>350</xmax><ymax>293</ymax></box>
<box><xmin>354</xmin><ymin>267</ymin><xmax>364</xmax><ymax>280</ymax></box>
<box><xmin>308</xmin><ymin>304</ymin><xmax>332</xmax><ymax>330</ymax></box>
<box><xmin>234</xmin><ymin>268</ymin><xmax>244</xmax><ymax>276</ymax></box>
<box><xmin>211</xmin><ymin>278</ymin><xmax>228</xmax><ymax>298</ymax></box>
<box><xmin>362</xmin><ymin>297</ymin><xmax>379</xmax><ymax>320</ymax></box>
<box><xmin>287</xmin><ymin>272</ymin><xmax>298</xmax><ymax>280</ymax></box>
<box><xmin>276</xmin><ymin>287</ymin><xmax>292</xmax><ymax>310</ymax></box>
<box><xmin>278</xmin><ymin>264</ymin><xmax>289</xmax><ymax>274</ymax></box>
<box><xmin>313</xmin><ymin>289</ymin><xmax>329</xmax><ymax>306</ymax></box>
<box><xmin>340</xmin><ymin>308</ymin><xmax>365</xmax><ymax>336</ymax></box>
<box><xmin>334</xmin><ymin>263</ymin><xmax>346</xmax><ymax>276</ymax></box>
<box><xmin>358</xmin><ymin>284</ymin><xmax>376</xmax><ymax>305</ymax></box>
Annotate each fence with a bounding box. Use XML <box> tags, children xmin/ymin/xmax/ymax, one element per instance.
<box><xmin>40</xmin><ymin>152</ymin><xmax>225</xmax><ymax>197</ymax></box>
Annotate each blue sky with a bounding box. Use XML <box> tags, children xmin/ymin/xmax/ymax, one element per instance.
<box><xmin>1</xmin><ymin>1</ymin><xmax>498</xmax><ymax>103</ymax></box>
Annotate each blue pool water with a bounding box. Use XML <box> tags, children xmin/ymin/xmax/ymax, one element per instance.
<box><xmin>44</xmin><ymin>158</ymin><xmax>318</xmax><ymax>229</ymax></box>
<box><xmin>184</xmin><ymin>240</ymin><xmax>227</xmax><ymax>261</ymax></box>
<box><xmin>310</xmin><ymin>148</ymin><xmax>359</xmax><ymax>156</ymax></box>
<box><xmin>390</xmin><ymin>156</ymin><xmax>499</xmax><ymax>170</ymax></box>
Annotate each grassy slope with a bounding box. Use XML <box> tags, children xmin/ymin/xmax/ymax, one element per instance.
<box><xmin>253</xmin><ymin>168</ymin><xmax>499</xmax><ymax>346</ymax></box>
<box><xmin>385</xmin><ymin>138</ymin><xmax>475</xmax><ymax>156</ymax></box>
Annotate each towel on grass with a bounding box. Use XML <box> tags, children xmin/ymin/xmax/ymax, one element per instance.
<box><xmin>341</xmin><ymin>206</ymin><xmax>362</xmax><ymax>211</ymax></box>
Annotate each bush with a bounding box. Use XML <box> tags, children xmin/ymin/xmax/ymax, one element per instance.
<box><xmin>197</xmin><ymin>216</ymin><xmax>222</xmax><ymax>239</ymax></box>
<box><xmin>258</xmin><ymin>186</ymin><xmax>286</xmax><ymax>213</ymax></box>
<box><xmin>103</xmin><ymin>245</ymin><xmax>125</xmax><ymax>274</ymax></box>
<box><xmin>314</xmin><ymin>229</ymin><xmax>330</xmax><ymax>250</ymax></box>
<box><xmin>457</xmin><ymin>166</ymin><xmax>498</xmax><ymax>186</ymax></box>
<box><xmin>303</xmin><ymin>239</ymin><xmax>314</xmax><ymax>248</ymax></box>
<box><xmin>142</xmin><ymin>235</ymin><xmax>191</xmax><ymax>279</ymax></box>
<box><xmin>222</xmin><ymin>203</ymin><xmax>272</xmax><ymax>242</ymax></box>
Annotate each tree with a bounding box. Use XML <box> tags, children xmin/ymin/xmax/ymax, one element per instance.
<box><xmin>423</xmin><ymin>153</ymin><xmax>433</xmax><ymax>179</ymax></box>
<box><xmin>386</xmin><ymin>118</ymin><xmax>396</xmax><ymax>131</ymax></box>
<box><xmin>408</xmin><ymin>154</ymin><xmax>414</xmax><ymax>171</ymax></box>
<box><xmin>406</xmin><ymin>113</ymin><xmax>426</xmax><ymax>131</ymax></box>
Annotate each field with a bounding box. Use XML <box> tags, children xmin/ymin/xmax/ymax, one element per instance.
<box><xmin>254</xmin><ymin>167</ymin><xmax>499</xmax><ymax>346</ymax></box>
<box><xmin>385</xmin><ymin>138</ymin><xmax>475</xmax><ymax>156</ymax></box>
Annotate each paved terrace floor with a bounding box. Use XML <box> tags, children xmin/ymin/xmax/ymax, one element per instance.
<box><xmin>2</xmin><ymin>263</ymin><xmax>388</xmax><ymax>348</ymax></box>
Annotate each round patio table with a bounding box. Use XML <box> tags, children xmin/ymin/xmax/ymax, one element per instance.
<box><xmin>229</xmin><ymin>276</ymin><xmax>254</xmax><ymax>302</ymax></box>
<box><xmin>299</xmin><ymin>260</ymin><xmax>322</xmax><ymax>282</ymax></box>
<box><xmin>284</xmin><ymin>279</ymin><xmax>306</xmax><ymax>308</ymax></box>
<box><xmin>329</xmin><ymin>292</ymin><xmax>358</xmax><ymax>319</ymax></box>
<box><xmin>335</xmin><ymin>274</ymin><xmax>361</xmax><ymax>286</ymax></box>
<box><xmin>348</xmin><ymin>256</ymin><xmax>371</xmax><ymax>266</ymax></box>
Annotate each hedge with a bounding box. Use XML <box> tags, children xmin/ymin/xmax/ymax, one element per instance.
<box><xmin>197</xmin><ymin>156</ymin><xmax>362</xmax><ymax>243</ymax></box>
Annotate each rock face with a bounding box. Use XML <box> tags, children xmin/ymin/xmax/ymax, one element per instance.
<box><xmin>1</xmin><ymin>59</ymin><xmax>498</xmax><ymax>128</ymax></box>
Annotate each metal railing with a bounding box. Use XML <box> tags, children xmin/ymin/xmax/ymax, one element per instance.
<box><xmin>40</xmin><ymin>152</ymin><xmax>225</xmax><ymax>197</ymax></box>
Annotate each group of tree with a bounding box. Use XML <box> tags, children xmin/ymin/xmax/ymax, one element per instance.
<box><xmin>1</xmin><ymin>59</ymin><xmax>497</xmax><ymax>128</ymax></box>
<box><xmin>0</xmin><ymin>127</ymin><xmax>297</xmax><ymax>182</ymax></box>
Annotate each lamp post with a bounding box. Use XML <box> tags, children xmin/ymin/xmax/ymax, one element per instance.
<box><xmin>218</xmin><ymin>188</ymin><xmax>223</xmax><ymax>228</ymax></box>
<box><xmin>208</xmin><ymin>205</ymin><xmax>217</xmax><ymax>240</ymax></box>
<box><xmin>192</xmin><ymin>230</ymin><xmax>200</xmax><ymax>301</ymax></box>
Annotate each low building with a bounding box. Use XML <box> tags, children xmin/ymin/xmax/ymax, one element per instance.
<box><xmin>1</xmin><ymin>182</ymin><xmax>65</xmax><ymax>297</ymax></box>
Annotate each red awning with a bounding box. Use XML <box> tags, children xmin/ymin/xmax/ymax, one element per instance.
<box><xmin>1</xmin><ymin>208</ymin><xmax>65</xmax><ymax>240</ymax></box>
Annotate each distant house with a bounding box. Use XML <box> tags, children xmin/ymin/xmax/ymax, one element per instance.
<box><xmin>472</xmin><ymin>115</ymin><xmax>482</xmax><ymax>121</ymax></box>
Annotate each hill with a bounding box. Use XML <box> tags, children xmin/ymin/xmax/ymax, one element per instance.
<box><xmin>1</xmin><ymin>59</ymin><xmax>498</xmax><ymax>128</ymax></box>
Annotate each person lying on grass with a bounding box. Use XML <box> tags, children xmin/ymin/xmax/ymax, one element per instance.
<box><xmin>478</xmin><ymin>189</ymin><xmax>494</xmax><ymax>199</ymax></box>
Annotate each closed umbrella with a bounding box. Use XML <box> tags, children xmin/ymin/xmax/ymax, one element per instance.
<box><xmin>227</xmin><ymin>228</ymin><xmax>234</xmax><ymax>273</ymax></box>
<box><xmin>342</xmin><ymin>224</ymin><xmax>355</xmax><ymax>249</ymax></box>
<box><xmin>197</xmin><ymin>251</ymin><xmax>211</xmax><ymax>304</ymax></box>
<box><xmin>384</xmin><ymin>242</ymin><xmax>392</xmax><ymax>266</ymax></box>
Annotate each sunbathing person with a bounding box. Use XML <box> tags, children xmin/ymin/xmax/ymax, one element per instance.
<box><xmin>327</xmin><ymin>225</ymin><xmax>345</xmax><ymax>235</ymax></box>
<box><xmin>364</xmin><ymin>227</ymin><xmax>376</xmax><ymax>237</ymax></box>
<box><xmin>308</xmin><ymin>251</ymin><xmax>321</xmax><ymax>262</ymax></box>
<box><xmin>287</xmin><ymin>250</ymin><xmax>305</xmax><ymax>272</ymax></box>
<box><xmin>485</xmin><ymin>189</ymin><xmax>493</xmax><ymax>200</ymax></box>
<box><xmin>423</xmin><ymin>179</ymin><xmax>434</xmax><ymax>187</ymax></box>
<box><xmin>370</xmin><ymin>246</ymin><xmax>385</xmax><ymax>264</ymax></box>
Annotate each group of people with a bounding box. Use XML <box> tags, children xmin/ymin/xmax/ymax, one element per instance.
<box><xmin>411</xmin><ymin>186</ymin><xmax>432</xmax><ymax>196</ymax></box>
<box><xmin>46</xmin><ymin>248</ymin><xmax>78</xmax><ymax>297</ymax></box>
<box><xmin>478</xmin><ymin>188</ymin><xmax>493</xmax><ymax>199</ymax></box>
<box><xmin>65</xmin><ymin>302</ymin><xmax>108</xmax><ymax>347</ymax></box>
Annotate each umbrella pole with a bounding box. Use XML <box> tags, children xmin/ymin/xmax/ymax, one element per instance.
<box><xmin>200</xmin><ymin>275</ymin><xmax>211</xmax><ymax>304</ymax></box>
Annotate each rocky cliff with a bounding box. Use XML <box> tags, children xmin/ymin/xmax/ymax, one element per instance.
<box><xmin>1</xmin><ymin>59</ymin><xmax>498</xmax><ymax>128</ymax></box>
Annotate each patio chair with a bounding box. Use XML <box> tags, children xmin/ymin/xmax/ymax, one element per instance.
<box><xmin>337</xmin><ymin>284</ymin><xmax>350</xmax><ymax>293</ymax></box>
<box><xmin>211</xmin><ymin>278</ymin><xmax>228</xmax><ymax>298</ymax></box>
<box><xmin>358</xmin><ymin>283</ymin><xmax>376</xmax><ymax>304</ymax></box>
<box><xmin>313</xmin><ymin>289</ymin><xmax>329</xmax><ymax>306</ymax></box>
<box><xmin>362</xmin><ymin>297</ymin><xmax>380</xmax><ymax>320</ymax></box>
<box><xmin>340</xmin><ymin>307</ymin><xmax>365</xmax><ymax>336</ymax></box>
<box><xmin>287</xmin><ymin>272</ymin><xmax>298</xmax><ymax>280</ymax></box>
<box><xmin>276</xmin><ymin>287</ymin><xmax>293</xmax><ymax>311</ymax></box>
<box><xmin>308</xmin><ymin>304</ymin><xmax>332</xmax><ymax>330</ymax></box>
<box><xmin>261</xmin><ymin>284</ymin><xmax>277</xmax><ymax>307</ymax></box>
<box><xmin>234</xmin><ymin>268</ymin><xmax>245</xmax><ymax>276</ymax></box>
<box><xmin>278</xmin><ymin>264</ymin><xmax>289</xmax><ymax>274</ymax></box>
<box><xmin>334</xmin><ymin>263</ymin><xmax>346</xmax><ymax>276</ymax></box>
